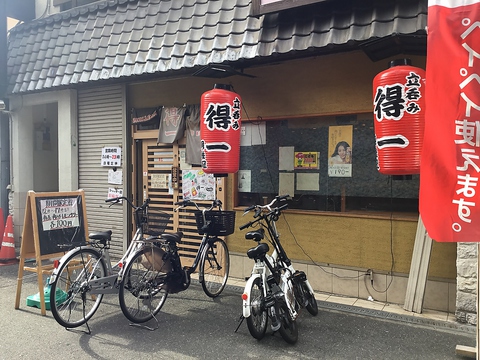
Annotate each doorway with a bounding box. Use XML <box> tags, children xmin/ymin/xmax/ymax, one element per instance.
<box><xmin>33</xmin><ymin>103</ymin><xmax>59</xmax><ymax>192</ymax></box>
<box><xmin>134</xmin><ymin>137</ymin><xmax>226</xmax><ymax>267</ymax></box>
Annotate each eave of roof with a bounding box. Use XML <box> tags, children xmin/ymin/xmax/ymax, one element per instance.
<box><xmin>7</xmin><ymin>0</ymin><xmax>427</xmax><ymax>95</ymax></box>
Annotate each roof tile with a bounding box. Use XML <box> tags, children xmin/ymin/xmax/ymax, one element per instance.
<box><xmin>7</xmin><ymin>0</ymin><xmax>426</xmax><ymax>94</ymax></box>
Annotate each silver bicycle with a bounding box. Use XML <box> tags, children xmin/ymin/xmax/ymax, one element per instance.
<box><xmin>48</xmin><ymin>197</ymin><xmax>170</xmax><ymax>331</ymax></box>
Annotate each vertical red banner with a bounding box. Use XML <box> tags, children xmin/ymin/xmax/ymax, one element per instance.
<box><xmin>420</xmin><ymin>0</ymin><xmax>480</xmax><ymax>242</ymax></box>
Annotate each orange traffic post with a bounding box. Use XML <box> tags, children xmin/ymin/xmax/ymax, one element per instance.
<box><xmin>0</xmin><ymin>215</ymin><xmax>17</xmax><ymax>265</ymax></box>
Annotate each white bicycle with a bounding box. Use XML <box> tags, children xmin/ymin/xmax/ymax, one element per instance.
<box><xmin>238</xmin><ymin>195</ymin><xmax>318</xmax><ymax>344</ymax></box>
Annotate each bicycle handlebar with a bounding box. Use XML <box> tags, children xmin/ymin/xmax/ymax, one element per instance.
<box><xmin>173</xmin><ymin>198</ymin><xmax>223</xmax><ymax>212</ymax></box>
<box><xmin>242</xmin><ymin>194</ymin><xmax>289</xmax><ymax>215</ymax></box>
<box><xmin>239</xmin><ymin>197</ymin><xmax>289</xmax><ymax>230</ymax></box>
<box><xmin>105</xmin><ymin>196</ymin><xmax>150</xmax><ymax>212</ymax></box>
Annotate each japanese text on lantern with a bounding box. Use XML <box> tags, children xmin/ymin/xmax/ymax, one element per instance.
<box><xmin>373</xmin><ymin>72</ymin><xmax>422</xmax><ymax>121</ymax></box>
<box><xmin>452</xmin><ymin>17</ymin><xmax>480</xmax><ymax>233</ymax></box>
<box><xmin>203</xmin><ymin>98</ymin><xmax>241</xmax><ymax>131</ymax></box>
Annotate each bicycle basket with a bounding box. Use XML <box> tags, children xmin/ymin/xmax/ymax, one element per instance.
<box><xmin>194</xmin><ymin>210</ymin><xmax>236</xmax><ymax>236</ymax></box>
<box><xmin>144</xmin><ymin>210</ymin><xmax>171</xmax><ymax>236</ymax></box>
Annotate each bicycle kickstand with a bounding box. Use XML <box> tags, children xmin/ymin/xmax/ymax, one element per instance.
<box><xmin>66</xmin><ymin>320</ymin><xmax>91</xmax><ymax>335</ymax></box>
<box><xmin>129</xmin><ymin>312</ymin><xmax>159</xmax><ymax>331</ymax></box>
<box><xmin>234</xmin><ymin>314</ymin><xmax>245</xmax><ymax>333</ymax></box>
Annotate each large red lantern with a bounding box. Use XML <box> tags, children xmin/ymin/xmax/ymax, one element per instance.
<box><xmin>372</xmin><ymin>59</ymin><xmax>425</xmax><ymax>175</ymax></box>
<box><xmin>200</xmin><ymin>84</ymin><xmax>241</xmax><ymax>175</ymax></box>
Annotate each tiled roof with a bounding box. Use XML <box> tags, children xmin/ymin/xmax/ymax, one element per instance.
<box><xmin>7</xmin><ymin>0</ymin><xmax>427</xmax><ymax>94</ymax></box>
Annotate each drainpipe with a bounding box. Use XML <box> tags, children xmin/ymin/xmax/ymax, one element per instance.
<box><xmin>0</xmin><ymin>1</ymin><xmax>6</xmax><ymax>99</ymax></box>
<box><xmin>0</xmin><ymin>2</ymin><xmax>10</xmax><ymax>220</ymax></box>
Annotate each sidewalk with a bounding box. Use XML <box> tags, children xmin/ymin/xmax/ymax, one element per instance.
<box><xmin>226</xmin><ymin>276</ymin><xmax>475</xmax><ymax>335</ymax></box>
<box><xmin>1</xmin><ymin>263</ymin><xmax>476</xmax><ymax>359</ymax></box>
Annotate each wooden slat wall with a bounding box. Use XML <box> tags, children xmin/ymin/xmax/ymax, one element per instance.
<box><xmin>143</xmin><ymin>141</ymin><xmax>219</xmax><ymax>267</ymax></box>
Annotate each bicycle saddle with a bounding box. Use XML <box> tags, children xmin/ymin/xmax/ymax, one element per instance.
<box><xmin>245</xmin><ymin>227</ymin><xmax>265</xmax><ymax>242</ymax></box>
<box><xmin>247</xmin><ymin>242</ymin><xmax>269</xmax><ymax>259</ymax></box>
<box><xmin>88</xmin><ymin>230</ymin><xmax>112</xmax><ymax>241</ymax></box>
<box><xmin>161</xmin><ymin>232</ymin><xmax>183</xmax><ymax>244</ymax></box>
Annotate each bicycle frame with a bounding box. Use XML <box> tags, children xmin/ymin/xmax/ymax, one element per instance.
<box><xmin>242</xmin><ymin>246</ymin><xmax>297</xmax><ymax>321</ymax></box>
<box><xmin>185</xmin><ymin>232</ymin><xmax>218</xmax><ymax>279</ymax></box>
<box><xmin>49</xmin><ymin>221</ymin><xmax>149</xmax><ymax>294</ymax></box>
<box><xmin>241</xmin><ymin>195</ymin><xmax>315</xmax><ymax>321</ymax></box>
<box><xmin>173</xmin><ymin>199</ymin><xmax>225</xmax><ymax>278</ymax></box>
<box><xmin>49</xmin><ymin>198</ymin><xmax>160</xmax><ymax>294</ymax></box>
<box><xmin>263</xmin><ymin>210</ymin><xmax>316</xmax><ymax>302</ymax></box>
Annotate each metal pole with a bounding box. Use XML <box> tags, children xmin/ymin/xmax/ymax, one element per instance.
<box><xmin>0</xmin><ymin>3</ymin><xmax>10</xmax><ymax>219</ymax></box>
<box><xmin>0</xmin><ymin>1</ymin><xmax>7</xmax><ymax>100</ymax></box>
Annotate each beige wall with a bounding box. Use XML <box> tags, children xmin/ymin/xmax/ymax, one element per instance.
<box><xmin>130</xmin><ymin>51</ymin><xmax>427</xmax><ymax>115</ymax></box>
<box><xmin>227</xmin><ymin>209</ymin><xmax>456</xmax><ymax>279</ymax></box>
<box><xmin>129</xmin><ymin>50</ymin><xmax>455</xmax><ymax>281</ymax></box>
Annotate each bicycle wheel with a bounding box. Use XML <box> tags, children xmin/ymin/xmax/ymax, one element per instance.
<box><xmin>246</xmin><ymin>277</ymin><xmax>268</xmax><ymax>340</ymax></box>
<box><xmin>50</xmin><ymin>248</ymin><xmax>107</xmax><ymax>328</ymax></box>
<box><xmin>200</xmin><ymin>238</ymin><xmax>230</xmax><ymax>298</ymax></box>
<box><xmin>119</xmin><ymin>246</ymin><xmax>168</xmax><ymax>323</ymax></box>
<box><xmin>278</xmin><ymin>302</ymin><xmax>298</xmax><ymax>344</ymax></box>
<box><xmin>302</xmin><ymin>281</ymin><xmax>318</xmax><ymax>316</ymax></box>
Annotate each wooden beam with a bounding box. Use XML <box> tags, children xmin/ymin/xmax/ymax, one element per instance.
<box><xmin>404</xmin><ymin>215</ymin><xmax>432</xmax><ymax>313</ymax></box>
<box><xmin>455</xmin><ymin>345</ymin><xmax>476</xmax><ymax>359</ymax></box>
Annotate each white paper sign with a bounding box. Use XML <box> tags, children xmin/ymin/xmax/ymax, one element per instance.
<box><xmin>296</xmin><ymin>173</ymin><xmax>319</xmax><ymax>191</ymax></box>
<box><xmin>107</xmin><ymin>188</ymin><xmax>123</xmax><ymax>201</ymax></box>
<box><xmin>40</xmin><ymin>198</ymin><xmax>80</xmax><ymax>231</ymax></box>
<box><xmin>101</xmin><ymin>146</ymin><xmax>122</xmax><ymax>167</ymax></box>
<box><xmin>238</xmin><ymin>170</ymin><xmax>251</xmax><ymax>192</ymax></box>
<box><xmin>108</xmin><ymin>169</ymin><xmax>123</xmax><ymax>185</ymax></box>
<box><xmin>151</xmin><ymin>173</ymin><xmax>169</xmax><ymax>189</ymax></box>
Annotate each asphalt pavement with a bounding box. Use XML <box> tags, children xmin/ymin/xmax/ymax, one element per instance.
<box><xmin>0</xmin><ymin>262</ymin><xmax>476</xmax><ymax>360</ymax></box>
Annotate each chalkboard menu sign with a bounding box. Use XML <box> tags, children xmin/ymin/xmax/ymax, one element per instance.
<box><xmin>15</xmin><ymin>190</ymin><xmax>89</xmax><ymax>316</ymax></box>
<box><xmin>35</xmin><ymin>195</ymin><xmax>86</xmax><ymax>255</ymax></box>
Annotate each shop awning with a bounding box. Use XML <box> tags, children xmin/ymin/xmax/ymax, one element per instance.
<box><xmin>6</xmin><ymin>0</ymin><xmax>426</xmax><ymax>94</ymax></box>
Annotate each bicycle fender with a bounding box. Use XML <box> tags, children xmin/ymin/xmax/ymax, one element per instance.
<box><xmin>303</xmin><ymin>278</ymin><xmax>315</xmax><ymax>294</ymax></box>
<box><xmin>242</xmin><ymin>274</ymin><xmax>261</xmax><ymax>318</ymax></box>
<box><xmin>48</xmin><ymin>245</ymin><xmax>92</xmax><ymax>284</ymax></box>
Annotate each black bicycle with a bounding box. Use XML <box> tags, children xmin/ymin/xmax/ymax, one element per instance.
<box><xmin>172</xmin><ymin>198</ymin><xmax>233</xmax><ymax>297</ymax></box>
<box><xmin>238</xmin><ymin>195</ymin><xmax>318</xmax><ymax>344</ymax></box>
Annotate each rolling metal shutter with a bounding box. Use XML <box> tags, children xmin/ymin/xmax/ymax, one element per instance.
<box><xmin>78</xmin><ymin>85</ymin><xmax>126</xmax><ymax>260</ymax></box>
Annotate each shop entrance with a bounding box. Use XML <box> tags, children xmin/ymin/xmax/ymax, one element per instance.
<box><xmin>133</xmin><ymin>137</ymin><xmax>226</xmax><ymax>267</ymax></box>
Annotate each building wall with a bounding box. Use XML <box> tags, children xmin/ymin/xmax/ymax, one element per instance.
<box><xmin>456</xmin><ymin>243</ymin><xmax>477</xmax><ymax>324</ymax></box>
<box><xmin>9</xmin><ymin>89</ymin><xmax>78</xmax><ymax>247</ymax></box>
<box><xmin>129</xmin><ymin>50</ymin><xmax>457</xmax><ymax>313</ymax></box>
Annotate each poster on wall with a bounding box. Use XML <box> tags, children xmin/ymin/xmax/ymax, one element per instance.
<box><xmin>182</xmin><ymin>169</ymin><xmax>216</xmax><ymax>200</ymax></box>
<box><xmin>328</xmin><ymin>125</ymin><xmax>353</xmax><ymax>177</ymax></box>
<box><xmin>294</xmin><ymin>152</ymin><xmax>319</xmax><ymax>169</ymax></box>
<box><xmin>238</xmin><ymin>170</ymin><xmax>251</xmax><ymax>192</ymax></box>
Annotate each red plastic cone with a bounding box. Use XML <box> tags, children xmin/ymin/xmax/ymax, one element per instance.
<box><xmin>0</xmin><ymin>215</ymin><xmax>17</xmax><ymax>265</ymax></box>
<box><xmin>0</xmin><ymin>208</ymin><xmax>5</xmax><ymax>244</ymax></box>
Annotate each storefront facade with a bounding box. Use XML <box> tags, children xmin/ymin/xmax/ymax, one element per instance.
<box><xmin>6</xmin><ymin>0</ymin><xmax>460</xmax><ymax>315</ymax></box>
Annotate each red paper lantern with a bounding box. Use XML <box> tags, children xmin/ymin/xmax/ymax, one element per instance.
<box><xmin>200</xmin><ymin>84</ymin><xmax>241</xmax><ymax>175</ymax></box>
<box><xmin>373</xmin><ymin>59</ymin><xmax>426</xmax><ymax>175</ymax></box>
